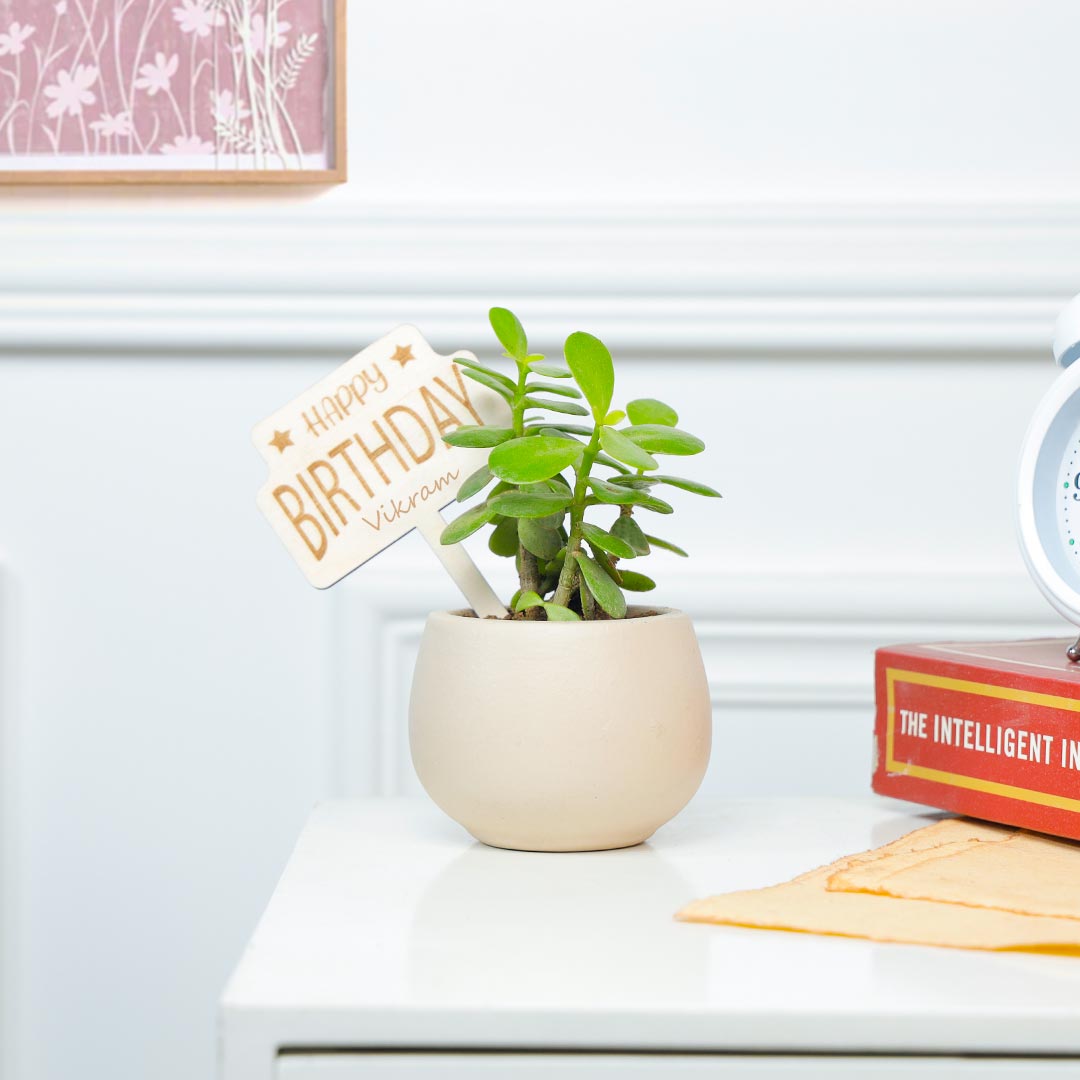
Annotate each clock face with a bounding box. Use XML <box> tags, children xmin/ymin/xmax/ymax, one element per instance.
<box><xmin>1058</xmin><ymin>426</ymin><xmax>1080</xmax><ymax>566</ymax></box>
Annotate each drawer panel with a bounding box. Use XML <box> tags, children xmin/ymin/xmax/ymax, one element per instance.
<box><xmin>278</xmin><ymin>1053</ymin><xmax>1080</xmax><ymax>1080</ymax></box>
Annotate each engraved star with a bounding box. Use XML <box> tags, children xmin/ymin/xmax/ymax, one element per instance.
<box><xmin>391</xmin><ymin>344</ymin><xmax>415</xmax><ymax>367</ymax></box>
<box><xmin>268</xmin><ymin>429</ymin><xmax>293</xmax><ymax>454</ymax></box>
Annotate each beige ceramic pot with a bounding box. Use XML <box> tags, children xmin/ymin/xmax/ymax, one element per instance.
<box><xmin>409</xmin><ymin>607</ymin><xmax>712</xmax><ymax>852</ymax></box>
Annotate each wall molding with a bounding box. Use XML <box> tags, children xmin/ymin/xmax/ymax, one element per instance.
<box><xmin>0</xmin><ymin>563</ymin><xmax>22</xmax><ymax>1080</ymax></box>
<box><xmin>1</xmin><ymin>200</ymin><xmax>1078</xmax><ymax>355</ymax></box>
<box><xmin>336</xmin><ymin>568</ymin><xmax>1069</xmax><ymax>797</ymax></box>
<box><xmin>0</xmin><ymin>293</ymin><xmax>1059</xmax><ymax>357</ymax></box>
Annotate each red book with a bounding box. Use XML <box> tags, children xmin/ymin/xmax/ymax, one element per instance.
<box><xmin>873</xmin><ymin>639</ymin><xmax>1080</xmax><ymax>841</ymax></box>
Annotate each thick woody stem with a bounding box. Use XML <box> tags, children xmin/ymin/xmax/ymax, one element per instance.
<box><xmin>551</xmin><ymin>426</ymin><xmax>601</xmax><ymax>611</ymax></box>
<box><xmin>518</xmin><ymin>548</ymin><xmax>542</xmax><ymax>618</ymax></box>
<box><xmin>580</xmin><ymin>573</ymin><xmax>596</xmax><ymax>619</ymax></box>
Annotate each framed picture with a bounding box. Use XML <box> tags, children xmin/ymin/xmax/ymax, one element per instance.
<box><xmin>0</xmin><ymin>0</ymin><xmax>344</xmax><ymax>183</ymax></box>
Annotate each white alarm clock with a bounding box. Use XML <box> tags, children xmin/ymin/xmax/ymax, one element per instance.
<box><xmin>1017</xmin><ymin>295</ymin><xmax>1080</xmax><ymax>659</ymax></box>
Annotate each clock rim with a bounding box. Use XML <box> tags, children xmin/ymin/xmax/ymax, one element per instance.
<box><xmin>1018</xmin><ymin>359</ymin><xmax>1080</xmax><ymax>627</ymax></box>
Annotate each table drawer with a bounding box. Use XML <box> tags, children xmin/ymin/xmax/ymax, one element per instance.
<box><xmin>278</xmin><ymin>1053</ymin><xmax>1080</xmax><ymax>1080</ymax></box>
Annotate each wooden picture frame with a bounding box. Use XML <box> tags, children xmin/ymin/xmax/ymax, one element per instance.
<box><xmin>0</xmin><ymin>0</ymin><xmax>345</xmax><ymax>184</ymax></box>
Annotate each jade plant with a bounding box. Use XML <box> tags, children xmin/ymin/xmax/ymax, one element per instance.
<box><xmin>440</xmin><ymin>307</ymin><xmax>719</xmax><ymax>620</ymax></box>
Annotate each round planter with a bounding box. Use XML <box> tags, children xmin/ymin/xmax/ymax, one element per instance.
<box><xmin>409</xmin><ymin>607</ymin><xmax>711</xmax><ymax>852</ymax></box>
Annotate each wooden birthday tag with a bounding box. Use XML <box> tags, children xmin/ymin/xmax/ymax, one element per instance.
<box><xmin>254</xmin><ymin>326</ymin><xmax>511</xmax><ymax>616</ymax></box>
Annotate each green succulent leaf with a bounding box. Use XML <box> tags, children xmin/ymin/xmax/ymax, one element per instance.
<box><xmin>591</xmin><ymin>475</ymin><xmax>639</xmax><ymax>503</ymax></box>
<box><xmin>627</xmin><ymin>398</ymin><xmax>678</xmax><ymax>427</ymax></box>
<box><xmin>575</xmin><ymin>553</ymin><xmax>627</xmax><ymax>618</ymax></box>
<box><xmin>644</xmin><ymin>534</ymin><xmax>688</xmax><ymax>557</ymax></box>
<box><xmin>488</xmin><ymin>516</ymin><xmax>519</xmax><ymax>556</ymax></box>
<box><xmin>453</xmin><ymin>356</ymin><xmax>516</xmax><ymax>390</ymax></box>
<box><xmin>540</xmin><ymin>602</ymin><xmax>581</xmax><ymax>621</ymax></box>
<box><xmin>590</xmin><ymin>547</ymin><xmax>623</xmax><ymax>584</ymax></box>
<box><xmin>440</xmin><ymin>502</ymin><xmax>496</xmax><ymax>544</ymax></box>
<box><xmin>633</xmin><ymin>493</ymin><xmax>675</xmax><ymax>515</ymax></box>
<box><xmin>519</xmin><ymin>518</ymin><xmax>564</xmax><ymax>559</ymax></box>
<box><xmin>603</xmin><ymin>409</ymin><xmax>626</xmax><ymax>425</ymax></box>
<box><xmin>524</xmin><ymin>396</ymin><xmax>590</xmax><ymax>416</ymax></box>
<box><xmin>515</xmin><ymin>591</ymin><xmax>581</xmax><ymax>621</ymax></box>
<box><xmin>515</xmin><ymin>590</ymin><xmax>544</xmax><ymax>611</ymax></box>
<box><xmin>588</xmin><ymin>477</ymin><xmax>671</xmax><ymax>511</ymax></box>
<box><xmin>582</xmin><ymin>522</ymin><xmax>636</xmax><ymax>560</ymax></box>
<box><xmin>526</xmin><ymin>422</ymin><xmax>594</xmax><ymax>438</ymax></box>
<box><xmin>650</xmin><ymin>474</ymin><xmax>722</xmax><ymax>497</ymax></box>
<box><xmin>622</xmin><ymin>425</ymin><xmax>704</xmax><ymax>456</ymax></box>
<box><xmin>456</xmin><ymin>464</ymin><xmax>494</xmax><ymax>502</ymax></box>
<box><xmin>610</xmin><ymin>472</ymin><xmax>719</xmax><ymax>497</ymax></box>
<box><xmin>460</xmin><ymin>366</ymin><xmax>514</xmax><ymax>401</ymax></box>
<box><xmin>564</xmin><ymin>331</ymin><xmax>614</xmax><ymax>420</ymax></box>
<box><xmin>611</xmin><ymin>514</ymin><xmax>650</xmax><ymax>555</ymax></box>
<box><xmin>443</xmin><ymin>425</ymin><xmax>515</xmax><ymax>448</ymax></box>
<box><xmin>489</xmin><ymin>490</ymin><xmax>574</xmax><ymax>518</ymax></box>
<box><xmin>618</xmin><ymin>570</ymin><xmax>656</xmax><ymax>592</ymax></box>
<box><xmin>588</xmin><ymin>476</ymin><xmax>641</xmax><ymax>505</ymax></box>
<box><xmin>525</xmin><ymin>382</ymin><xmax>582</xmax><ymax>399</ymax></box>
<box><xmin>608</xmin><ymin>475</ymin><xmax>657</xmax><ymax>489</ymax></box>
<box><xmin>489</xmin><ymin>307</ymin><xmax>528</xmax><ymax>361</ymax></box>
<box><xmin>489</xmin><ymin>436</ymin><xmax>583</xmax><ymax>483</ymax></box>
<box><xmin>528</xmin><ymin>362</ymin><xmax>572</xmax><ymax>378</ymax></box>
<box><xmin>600</xmin><ymin>426</ymin><xmax>659</xmax><ymax>471</ymax></box>
<box><xmin>534</xmin><ymin>428</ymin><xmax>583</xmax><ymax>446</ymax></box>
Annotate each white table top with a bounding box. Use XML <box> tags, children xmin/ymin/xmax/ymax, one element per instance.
<box><xmin>220</xmin><ymin>797</ymin><xmax>1080</xmax><ymax>1075</ymax></box>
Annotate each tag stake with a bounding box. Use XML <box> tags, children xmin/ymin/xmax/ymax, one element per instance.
<box><xmin>416</xmin><ymin>509</ymin><xmax>508</xmax><ymax>619</ymax></box>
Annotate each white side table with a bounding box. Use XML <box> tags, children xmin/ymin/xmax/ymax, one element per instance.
<box><xmin>220</xmin><ymin>798</ymin><xmax>1080</xmax><ymax>1079</ymax></box>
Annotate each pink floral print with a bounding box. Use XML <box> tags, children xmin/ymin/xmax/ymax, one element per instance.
<box><xmin>160</xmin><ymin>132</ymin><xmax>214</xmax><ymax>154</ymax></box>
<box><xmin>172</xmin><ymin>0</ymin><xmax>225</xmax><ymax>38</ymax></box>
<box><xmin>43</xmin><ymin>64</ymin><xmax>97</xmax><ymax>118</ymax></box>
<box><xmin>0</xmin><ymin>0</ymin><xmax>328</xmax><ymax>167</ymax></box>
<box><xmin>134</xmin><ymin>53</ymin><xmax>178</xmax><ymax>97</ymax></box>
<box><xmin>0</xmin><ymin>23</ymin><xmax>34</xmax><ymax>57</ymax></box>
<box><xmin>242</xmin><ymin>13</ymin><xmax>291</xmax><ymax>52</ymax></box>
<box><xmin>90</xmin><ymin>111</ymin><xmax>133</xmax><ymax>138</ymax></box>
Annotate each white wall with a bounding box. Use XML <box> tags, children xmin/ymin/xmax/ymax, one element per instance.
<box><xmin>3</xmin><ymin>3</ymin><xmax>1080</xmax><ymax>1080</ymax></box>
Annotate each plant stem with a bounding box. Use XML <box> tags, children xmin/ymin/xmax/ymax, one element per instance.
<box><xmin>510</xmin><ymin>361</ymin><xmax>527</xmax><ymax>438</ymax></box>
<box><xmin>519</xmin><ymin>549</ymin><xmax>541</xmax><ymax>596</ymax></box>
<box><xmin>580</xmin><ymin>576</ymin><xmax>596</xmax><ymax>619</ymax></box>
<box><xmin>552</xmin><ymin>424</ymin><xmax>601</xmax><ymax>610</ymax></box>
<box><xmin>509</xmin><ymin>356</ymin><xmax>543</xmax><ymax>616</ymax></box>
